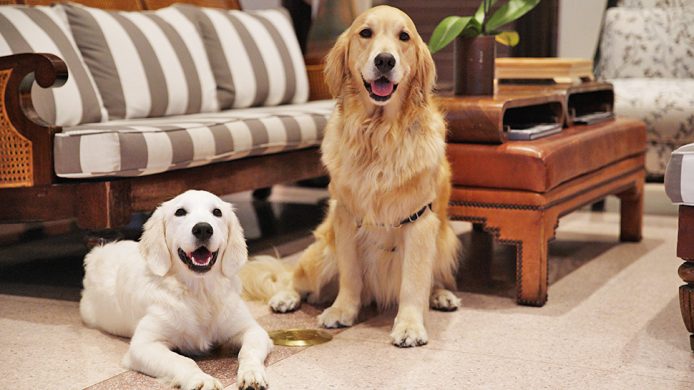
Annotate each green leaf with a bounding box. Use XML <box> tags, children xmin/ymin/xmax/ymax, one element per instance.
<box><xmin>495</xmin><ymin>31</ymin><xmax>520</xmax><ymax>46</ymax></box>
<box><xmin>461</xmin><ymin>18</ymin><xmax>483</xmax><ymax>38</ymax></box>
<box><xmin>473</xmin><ymin>0</ymin><xmax>500</xmax><ymax>27</ymax></box>
<box><xmin>428</xmin><ymin>16</ymin><xmax>473</xmax><ymax>54</ymax></box>
<box><xmin>485</xmin><ymin>0</ymin><xmax>540</xmax><ymax>33</ymax></box>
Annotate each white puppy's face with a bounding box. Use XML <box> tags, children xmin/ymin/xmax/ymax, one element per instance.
<box><xmin>165</xmin><ymin>191</ymin><xmax>230</xmax><ymax>274</ymax></box>
<box><xmin>140</xmin><ymin>190</ymin><xmax>247</xmax><ymax>278</ymax></box>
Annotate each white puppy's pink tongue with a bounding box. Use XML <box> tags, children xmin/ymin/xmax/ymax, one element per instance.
<box><xmin>190</xmin><ymin>248</ymin><xmax>212</xmax><ymax>265</ymax></box>
<box><xmin>371</xmin><ymin>79</ymin><xmax>394</xmax><ymax>97</ymax></box>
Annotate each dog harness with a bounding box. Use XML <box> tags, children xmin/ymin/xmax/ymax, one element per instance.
<box><xmin>356</xmin><ymin>203</ymin><xmax>433</xmax><ymax>229</ymax></box>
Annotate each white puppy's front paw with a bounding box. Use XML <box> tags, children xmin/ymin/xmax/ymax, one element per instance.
<box><xmin>269</xmin><ymin>290</ymin><xmax>301</xmax><ymax>313</ymax></box>
<box><xmin>430</xmin><ymin>289</ymin><xmax>461</xmax><ymax>312</ymax></box>
<box><xmin>237</xmin><ymin>364</ymin><xmax>268</xmax><ymax>390</ymax></box>
<box><xmin>318</xmin><ymin>305</ymin><xmax>357</xmax><ymax>328</ymax></box>
<box><xmin>390</xmin><ymin>319</ymin><xmax>428</xmax><ymax>348</ymax></box>
<box><xmin>181</xmin><ymin>371</ymin><xmax>223</xmax><ymax>390</ymax></box>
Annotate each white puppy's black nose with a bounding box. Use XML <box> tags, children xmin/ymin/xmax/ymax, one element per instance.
<box><xmin>375</xmin><ymin>52</ymin><xmax>396</xmax><ymax>73</ymax></box>
<box><xmin>192</xmin><ymin>222</ymin><xmax>213</xmax><ymax>241</ymax></box>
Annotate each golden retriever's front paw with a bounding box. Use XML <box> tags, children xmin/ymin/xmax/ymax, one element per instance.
<box><xmin>269</xmin><ymin>290</ymin><xmax>301</xmax><ymax>313</ymax></box>
<box><xmin>390</xmin><ymin>320</ymin><xmax>428</xmax><ymax>348</ymax></box>
<box><xmin>237</xmin><ymin>364</ymin><xmax>268</xmax><ymax>390</ymax></box>
<box><xmin>182</xmin><ymin>372</ymin><xmax>223</xmax><ymax>390</ymax></box>
<box><xmin>318</xmin><ymin>305</ymin><xmax>357</xmax><ymax>328</ymax></box>
<box><xmin>430</xmin><ymin>289</ymin><xmax>461</xmax><ymax>312</ymax></box>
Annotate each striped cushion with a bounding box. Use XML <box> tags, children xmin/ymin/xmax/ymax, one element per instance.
<box><xmin>175</xmin><ymin>5</ymin><xmax>309</xmax><ymax>109</ymax></box>
<box><xmin>665</xmin><ymin>143</ymin><xmax>694</xmax><ymax>205</ymax></box>
<box><xmin>54</xmin><ymin>100</ymin><xmax>333</xmax><ymax>178</ymax></box>
<box><xmin>61</xmin><ymin>3</ymin><xmax>219</xmax><ymax>120</ymax></box>
<box><xmin>0</xmin><ymin>5</ymin><xmax>108</xmax><ymax>126</ymax></box>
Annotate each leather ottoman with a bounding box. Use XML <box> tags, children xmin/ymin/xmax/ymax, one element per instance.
<box><xmin>448</xmin><ymin>118</ymin><xmax>647</xmax><ymax>306</ymax></box>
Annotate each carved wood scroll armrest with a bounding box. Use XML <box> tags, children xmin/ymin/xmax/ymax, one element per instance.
<box><xmin>0</xmin><ymin>53</ymin><xmax>66</xmax><ymax>187</ymax></box>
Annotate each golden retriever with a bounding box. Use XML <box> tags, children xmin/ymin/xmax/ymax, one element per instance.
<box><xmin>241</xmin><ymin>5</ymin><xmax>460</xmax><ymax>348</ymax></box>
<box><xmin>80</xmin><ymin>190</ymin><xmax>272</xmax><ymax>389</ymax></box>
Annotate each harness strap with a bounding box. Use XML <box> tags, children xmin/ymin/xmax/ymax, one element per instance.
<box><xmin>356</xmin><ymin>203</ymin><xmax>433</xmax><ymax>229</ymax></box>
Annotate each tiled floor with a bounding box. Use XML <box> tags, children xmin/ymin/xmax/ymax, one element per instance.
<box><xmin>1</xmin><ymin>184</ymin><xmax>692</xmax><ymax>389</ymax></box>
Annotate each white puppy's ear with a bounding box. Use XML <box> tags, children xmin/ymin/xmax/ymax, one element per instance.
<box><xmin>139</xmin><ymin>205</ymin><xmax>171</xmax><ymax>277</ymax></box>
<box><xmin>221</xmin><ymin>204</ymin><xmax>248</xmax><ymax>278</ymax></box>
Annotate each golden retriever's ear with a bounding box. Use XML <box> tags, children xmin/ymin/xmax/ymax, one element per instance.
<box><xmin>221</xmin><ymin>204</ymin><xmax>248</xmax><ymax>278</ymax></box>
<box><xmin>139</xmin><ymin>205</ymin><xmax>171</xmax><ymax>277</ymax></box>
<box><xmin>324</xmin><ymin>30</ymin><xmax>350</xmax><ymax>99</ymax></box>
<box><xmin>408</xmin><ymin>35</ymin><xmax>436</xmax><ymax>105</ymax></box>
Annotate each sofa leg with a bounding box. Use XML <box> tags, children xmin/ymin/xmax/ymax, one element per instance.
<box><xmin>617</xmin><ymin>181</ymin><xmax>644</xmax><ymax>242</ymax></box>
<box><xmin>252</xmin><ymin>187</ymin><xmax>273</xmax><ymax>201</ymax></box>
<box><xmin>590</xmin><ymin>199</ymin><xmax>606</xmax><ymax>212</ymax></box>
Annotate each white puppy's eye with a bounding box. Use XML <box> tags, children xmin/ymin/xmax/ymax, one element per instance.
<box><xmin>359</xmin><ymin>28</ymin><xmax>372</xmax><ymax>38</ymax></box>
<box><xmin>175</xmin><ymin>208</ymin><xmax>187</xmax><ymax>217</ymax></box>
<box><xmin>399</xmin><ymin>31</ymin><xmax>410</xmax><ymax>42</ymax></box>
<box><xmin>212</xmin><ymin>208</ymin><xmax>222</xmax><ymax>217</ymax></box>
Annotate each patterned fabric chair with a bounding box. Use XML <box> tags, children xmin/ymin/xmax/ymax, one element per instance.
<box><xmin>595</xmin><ymin>0</ymin><xmax>694</xmax><ymax>177</ymax></box>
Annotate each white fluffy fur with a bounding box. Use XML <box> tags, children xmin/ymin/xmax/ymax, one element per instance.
<box><xmin>80</xmin><ymin>190</ymin><xmax>272</xmax><ymax>390</ymax></box>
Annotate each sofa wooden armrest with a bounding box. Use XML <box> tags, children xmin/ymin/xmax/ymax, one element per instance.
<box><xmin>1</xmin><ymin>52</ymin><xmax>65</xmax><ymax>188</ymax></box>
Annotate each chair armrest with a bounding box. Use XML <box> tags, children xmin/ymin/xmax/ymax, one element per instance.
<box><xmin>306</xmin><ymin>62</ymin><xmax>331</xmax><ymax>101</ymax></box>
<box><xmin>0</xmin><ymin>53</ymin><xmax>65</xmax><ymax>187</ymax></box>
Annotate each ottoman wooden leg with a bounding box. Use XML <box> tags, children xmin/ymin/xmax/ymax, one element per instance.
<box><xmin>487</xmin><ymin>211</ymin><xmax>559</xmax><ymax>307</ymax></box>
<box><xmin>617</xmin><ymin>180</ymin><xmax>644</xmax><ymax>242</ymax></box>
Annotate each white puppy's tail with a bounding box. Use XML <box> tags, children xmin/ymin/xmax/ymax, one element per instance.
<box><xmin>239</xmin><ymin>255</ymin><xmax>294</xmax><ymax>302</ymax></box>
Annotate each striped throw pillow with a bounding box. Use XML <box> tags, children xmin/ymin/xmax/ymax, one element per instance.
<box><xmin>175</xmin><ymin>5</ymin><xmax>309</xmax><ymax>109</ymax></box>
<box><xmin>61</xmin><ymin>3</ymin><xmax>219</xmax><ymax>120</ymax></box>
<box><xmin>0</xmin><ymin>5</ymin><xmax>108</xmax><ymax>126</ymax></box>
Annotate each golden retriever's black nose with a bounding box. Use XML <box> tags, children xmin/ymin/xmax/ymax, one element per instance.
<box><xmin>192</xmin><ymin>222</ymin><xmax>213</xmax><ymax>241</ymax></box>
<box><xmin>375</xmin><ymin>52</ymin><xmax>396</xmax><ymax>73</ymax></box>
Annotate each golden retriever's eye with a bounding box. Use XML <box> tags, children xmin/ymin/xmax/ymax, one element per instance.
<box><xmin>399</xmin><ymin>31</ymin><xmax>410</xmax><ymax>42</ymax></box>
<box><xmin>174</xmin><ymin>208</ymin><xmax>187</xmax><ymax>217</ymax></box>
<box><xmin>359</xmin><ymin>28</ymin><xmax>372</xmax><ymax>39</ymax></box>
<box><xmin>212</xmin><ymin>208</ymin><xmax>222</xmax><ymax>218</ymax></box>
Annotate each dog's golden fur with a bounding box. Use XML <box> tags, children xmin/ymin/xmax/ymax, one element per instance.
<box><xmin>240</xmin><ymin>5</ymin><xmax>460</xmax><ymax>347</ymax></box>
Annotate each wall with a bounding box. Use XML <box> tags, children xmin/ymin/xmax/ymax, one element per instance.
<box><xmin>557</xmin><ymin>0</ymin><xmax>608</xmax><ymax>59</ymax></box>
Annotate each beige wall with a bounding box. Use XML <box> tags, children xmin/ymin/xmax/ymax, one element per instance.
<box><xmin>558</xmin><ymin>0</ymin><xmax>608</xmax><ymax>59</ymax></box>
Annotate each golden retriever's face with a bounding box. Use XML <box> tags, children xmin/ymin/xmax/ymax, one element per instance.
<box><xmin>325</xmin><ymin>6</ymin><xmax>435</xmax><ymax>107</ymax></box>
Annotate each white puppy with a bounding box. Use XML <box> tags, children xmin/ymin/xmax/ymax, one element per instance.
<box><xmin>80</xmin><ymin>190</ymin><xmax>272</xmax><ymax>390</ymax></box>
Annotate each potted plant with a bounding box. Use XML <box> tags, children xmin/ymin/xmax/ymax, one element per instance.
<box><xmin>429</xmin><ymin>0</ymin><xmax>540</xmax><ymax>96</ymax></box>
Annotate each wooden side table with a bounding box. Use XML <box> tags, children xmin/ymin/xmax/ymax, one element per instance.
<box><xmin>440</xmin><ymin>92</ymin><xmax>647</xmax><ymax>306</ymax></box>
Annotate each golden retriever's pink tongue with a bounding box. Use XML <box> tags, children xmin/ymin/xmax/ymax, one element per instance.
<box><xmin>371</xmin><ymin>79</ymin><xmax>394</xmax><ymax>97</ymax></box>
<box><xmin>191</xmin><ymin>248</ymin><xmax>212</xmax><ymax>265</ymax></box>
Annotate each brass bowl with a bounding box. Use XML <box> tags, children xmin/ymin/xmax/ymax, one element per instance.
<box><xmin>268</xmin><ymin>328</ymin><xmax>333</xmax><ymax>347</ymax></box>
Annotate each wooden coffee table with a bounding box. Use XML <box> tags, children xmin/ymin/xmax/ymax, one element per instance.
<box><xmin>440</xmin><ymin>93</ymin><xmax>647</xmax><ymax>306</ymax></box>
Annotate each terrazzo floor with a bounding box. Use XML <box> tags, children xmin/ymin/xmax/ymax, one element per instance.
<box><xmin>1</xmin><ymin>184</ymin><xmax>692</xmax><ymax>389</ymax></box>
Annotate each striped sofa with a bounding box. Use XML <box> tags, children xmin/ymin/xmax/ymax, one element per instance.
<box><xmin>0</xmin><ymin>0</ymin><xmax>332</xmax><ymax>229</ymax></box>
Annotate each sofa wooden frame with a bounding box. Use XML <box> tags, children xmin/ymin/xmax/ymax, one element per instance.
<box><xmin>0</xmin><ymin>0</ymin><xmax>328</xmax><ymax>230</ymax></box>
<box><xmin>676</xmin><ymin>205</ymin><xmax>694</xmax><ymax>350</ymax></box>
